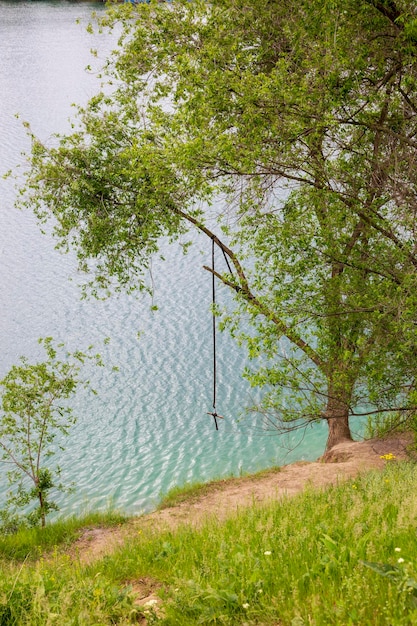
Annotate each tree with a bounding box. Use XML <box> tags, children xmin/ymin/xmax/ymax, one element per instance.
<box><xmin>20</xmin><ymin>0</ymin><xmax>417</xmax><ymax>451</ymax></box>
<box><xmin>0</xmin><ymin>338</ymin><xmax>101</xmax><ymax>528</ymax></box>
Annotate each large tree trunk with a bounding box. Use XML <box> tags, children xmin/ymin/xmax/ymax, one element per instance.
<box><xmin>323</xmin><ymin>394</ymin><xmax>353</xmax><ymax>451</ymax></box>
<box><xmin>325</xmin><ymin>414</ymin><xmax>353</xmax><ymax>451</ymax></box>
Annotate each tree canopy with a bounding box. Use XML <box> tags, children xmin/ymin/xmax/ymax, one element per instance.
<box><xmin>21</xmin><ymin>0</ymin><xmax>417</xmax><ymax>450</ymax></box>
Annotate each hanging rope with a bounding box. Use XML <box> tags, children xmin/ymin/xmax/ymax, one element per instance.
<box><xmin>207</xmin><ymin>236</ymin><xmax>224</xmax><ymax>430</ymax></box>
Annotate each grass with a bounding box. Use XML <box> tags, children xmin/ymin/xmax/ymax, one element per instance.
<box><xmin>0</xmin><ymin>509</ymin><xmax>127</xmax><ymax>561</ymax></box>
<box><xmin>2</xmin><ymin>462</ymin><xmax>417</xmax><ymax>624</ymax></box>
<box><xmin>158</xmin><ymin>465</ymin><xmax>282</xmax><ymax>509</ymax></box>
<box><xmin>365</xmin><ymin>410</ymin><xmax>417</xmax><ymax>441</ymax></box>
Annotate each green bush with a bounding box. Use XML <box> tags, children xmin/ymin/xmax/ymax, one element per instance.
<box><xmin>365</xmin><ymin>410</ymin><xmax>417</xmax><ymax>440</ymax></box>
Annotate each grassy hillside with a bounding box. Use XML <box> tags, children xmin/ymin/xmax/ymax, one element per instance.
<box><xmin>1</xmin><ymin>462</ymin><xmax>417</xmax><ymax>625</ymax></box>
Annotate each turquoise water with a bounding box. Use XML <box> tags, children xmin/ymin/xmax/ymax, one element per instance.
<box><xmin>0</xmin><ymin>1</ymin><xmax>352</xmax><ymax>517</ymax></box>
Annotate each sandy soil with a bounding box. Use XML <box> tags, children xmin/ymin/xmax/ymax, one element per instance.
<box><xmin>70</xmin><ymin>433</ymin><xmax>413</xmax><ymax>568</ymax></box>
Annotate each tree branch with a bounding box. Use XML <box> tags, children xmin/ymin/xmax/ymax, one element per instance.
<box><xmin>365</xmin><ymin>0</ymin><xmax>402</xmax><ymax>28</ymax></box>
<box><xmin>174</xmin><ymin>202</ymin><xmax>325</xmax><ymax>369</ymax></box>
<box><xmin>202</xmin><ymin>265</ymin><xmax>325</xmax><ymax>369</ymax></box>
<box><xmin>0</xmin><ymin>440</ymin><xmax>33</xmax><ymax>481</ymax></box>
<box><xmin>350</xmin><ymin>405</ymin><xmax>416</xmax><ymax>416</ymax></box>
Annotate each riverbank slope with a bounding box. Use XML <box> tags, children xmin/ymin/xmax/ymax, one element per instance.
<box><xmin>72</xmin><ymin>432</ymin><xmax>413</xmax><ymax>564</ymax></box>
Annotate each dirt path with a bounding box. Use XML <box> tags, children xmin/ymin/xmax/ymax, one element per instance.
<box><xmin>71</xmin><ymin>434</ymin><xmax>413</xmax><ymax>565</ymax></box>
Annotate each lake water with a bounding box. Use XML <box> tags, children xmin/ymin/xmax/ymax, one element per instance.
<box><xmin>0</xmin><ymin>1</ymin><xmax>351</xmax><ymax>517</ymax></box>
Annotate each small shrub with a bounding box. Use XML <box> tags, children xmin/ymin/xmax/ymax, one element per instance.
<box><xmin>365</xmin><ymin>411</ymin><xmax>417</xmax><ymax>440</ymax></box>
<box><xmin>0</xmin><ymin>338</ymin><xmax>103</xmax><ymax>528</ymax></box>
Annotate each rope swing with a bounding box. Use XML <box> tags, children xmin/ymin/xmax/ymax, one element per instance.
<box><xmin>206</xmin><ymin>236</ymin><xmax>224</xmax><ymax>430</ymax></box>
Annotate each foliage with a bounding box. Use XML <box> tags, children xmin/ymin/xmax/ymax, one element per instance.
<box><xmin>0</xmin><ymin>338</ymin><xmax>103</xmax><ymax>528</ymax></box>
<box><xmin>0</xmin><ymin>508</ymin><xmax>25</xmax><ymax>536</ymax></box>
<box><xmin>363</xmin><ymin>551</ymin><xmax>417</xmax><ymax>609</ymax></box>
<box><xmin>2</xmin><ymin>463</ymin><xmax>417</xmax><ymax>624</ymax></box>
<box><xmin>365</xmin><ymin>410</ymin><xmax>417</xmax><ymax>440</ymax></box>
<box><xmin>19</xmin><ymin>0</ymin><xmax>417</xmax><ymax>450</ymax></box>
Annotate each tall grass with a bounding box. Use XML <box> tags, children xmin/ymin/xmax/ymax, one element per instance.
<box><xmin>0</xmin><ymin>510</ymin><xmax>127</xmax><ymax>561</ymax></box>
<box><xmin>2</xmin><ymin>462</ymin><xmax>417</xmax><ymax>624</ymax></box>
